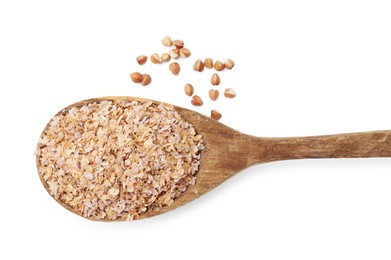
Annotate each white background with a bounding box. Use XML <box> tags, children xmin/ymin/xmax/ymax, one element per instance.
<box><xmin>1</xmin><ymin>0</ymin><xmax>391</xmax><ymax>259</ymax></box>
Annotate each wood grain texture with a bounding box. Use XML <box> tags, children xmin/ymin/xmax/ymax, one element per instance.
<box><xmin>36</xmin><ymin>96</ymin><xmax>391</xmax><ymax>221</ymax></box>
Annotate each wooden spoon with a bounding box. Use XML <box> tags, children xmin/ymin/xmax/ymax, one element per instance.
<box><xmin>37</xmin><ymin>96</ymin><xmax>391</xmax><ymax>220</ymax></box>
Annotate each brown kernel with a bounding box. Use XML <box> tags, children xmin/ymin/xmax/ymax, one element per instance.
<box><xmin>211</xmin><ymin>73</ymin><xmax>221</xmax><ymax>85</ymax></box>
<box><xmin>193</xmin><ymin>59</ymin><xmax>204</xmax><ymax>72</ymax></box>
<box><xmin>204</xmin><ymin>58</ymin><xmax>213</xmax><ymax>69</ymax></box>
<box><xmin>191</xmin><ymin>95</ymin><xmax>203</xmax><ymax>106</ymax></box>
<box><xmin>184</xmin><ymin>84</ymin><xmax>194</xmax><ymax>96</ymax></box>
<box><xmin>169</xmin><ymin>49</ymin><xmax>180</xmax><ymax>59</ymax></box>
<box><xmin>214</xmin><ymin>60</ymin><xmax>225</xmax><ymax>71</ymax></box>
<box><xmin>224</xmin><ymin>88</ymin><xmax>236</xmax><ymax>98</ymax></box>
<box><xmin>130</xmin><ymin>72</ymin><xmax>143</xmax><ymax>83</ymax></box>
<box><xmin>161</xmin><ymin>36</ymin><xmax>172</xmax><ymax>47</ymax></box>
<box><xmin>211</xmin><ymin>110</ymin><xmax>222</xmax><ymax>120</ymax></box>
<box><xmin>161</xmin><ymin>53</ymin><xmax>171</xmax><ymax>62</ymax></box>
<box><xmin>136</xmin><ymin>55</ymin><xmax>147</xmax><ymax>65</ymax></box>
<box><xmin>224</xmin><ymin>59</ymin><xmax>235</xmax><ymax>70</ymax></box>
<box><xmin>172</xmin><ymin>40</ymin><xmax>184</xmax><ymax>49</ymax></box>
<box><xmin>150</xmin><ymin>53</ymin><xmax>162</xmax><ymax>64</ymax></box>
<box><xmin>208</xmin><ymin>89</ymin><xmax>219</xmax><ymax>101</ymax></box>
<box><xmin>179</xmin><ymin>48</ymin><xmax>191</xmax><ymax>58</ymax></box>
<box><xmin>141</xmin><ymin>74</ymin><xmax>152</xmax><ymax>86</ymax></box>
<box><xmin>169</xmin><ymin>62</ymin><xmax>180</xmax><ymax>75</ymax></box>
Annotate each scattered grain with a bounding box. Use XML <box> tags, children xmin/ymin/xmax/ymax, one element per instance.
<box><xmin>150</xmin><ymin>53</ymin><xmax>162</xmax><ymax>64</ymax></box>
<box><xmin>224</xmin><ymin>59</ymin><xmax>235</xmax><ymax>70</ymax></box>
<box><xmin>141</xmin><ymin>74</ymin><xmax>152</xmax><ymax>86</ymax></box>
<box><xmin>209</xmin><ymin>89</ymin><xmax>219</xmax><ymax>101</ymax></box>
<box><xmin>224</xmin><ymin>88</ymin><xmax>236</xmax><ymax>98</ymax></box>
<box><xmin>161</xmin><ymin>36</ymin><xmax>172</xmax><ymax>47</ymax></box>
<box><xmin>179</xmin><ymin>48</ymin><xmax>191</xmax><ymax>58</ymax></box>
<box><xmin>214</xmin><ymin>60</ymin><xmax>225</xmax><ymax>71</ymax></box>
<box><xmin>211</xmin><ymin>73</ymin><xmax>221</xmax><ymax>86</ymax></box>
<box><xmin>161</xmin><ymin>53</ymin><xmax>171</xmax><ymax>62</ymax></box>
<box><xmin>130</xmin><ymin>72</ymin><xmax>143</xmax><ymax>83</ymax></box>
<box><xmin>204</xmin><ymin>58</ymin><xmax>213</xmax><ymax>69</ymax></box>
<box><xmin>193</xmin><ymin>59</ymin><xmax>204</xmax><ymax>72</ymax></box>
<box><xmin>136</xmin><ymin>55</ymin><xmax>147</xmax><ymax>65</ymax></box>
<box><xmin>169</xmin><ymin>62</ymin><xmax>180</xmax><ymax>75</ymax></box>
<box><xmin>191</xmin><ymin>95</ymin><xmax>203</xmax><ymax>106</ymax></box>
<box><xmin>185</xmin><ymin>84</ymin><xmax>194</xmax><ymax>96</ymax></box>
<box><xmin>211</xmin><ymin>110</ymin><xmax>222</xmax><ymax>120</ymax></box>
<box><xmin>169</xmin><ymin>49</ymin><xmax>180</xmax><ymax>59</ymax></box>
<box><xmin>172</xmin><ymin>40</ymin><xmax>184</xmax><ymax>49</ymax></box>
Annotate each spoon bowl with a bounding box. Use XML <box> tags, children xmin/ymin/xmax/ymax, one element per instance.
<box><xmin>37</xmin><ymin>96</ymin><xmax>391</xmax><ymax>220</ymax></box>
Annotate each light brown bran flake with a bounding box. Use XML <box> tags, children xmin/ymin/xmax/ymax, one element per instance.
<box><xmin>37</xmin><ymin>100</ymin><xmax>204</xmax><ymax>221</ymax></box>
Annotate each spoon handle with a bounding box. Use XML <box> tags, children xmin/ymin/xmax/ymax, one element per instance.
<box><xmin>258</xmin><ymin>130</ymin><xmax>391</xmax><ymax>162</ymax></box>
